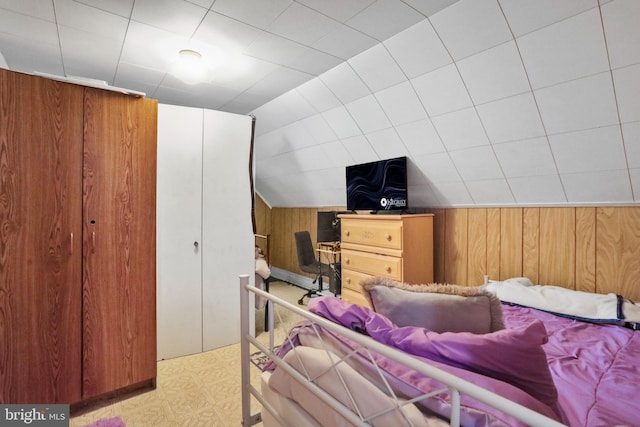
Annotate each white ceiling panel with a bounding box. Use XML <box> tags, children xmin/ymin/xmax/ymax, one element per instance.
<box><xmin>267</xmin><ymin>2</ymin><xmax>340</xmax><ymax>45</ymax></box>
<box><xmin>209</xmin><ymin>0</ymin><xmax>293</xmax><ymax>30</ymax></box>
<box><xmin>340</xmin><ymin>134</ymin><xmax>378</xmax><ymax>163</ymax></box>
<box><xmin>319</xmin><ymin>140</ymin><xmax>354</xmax><ymax>168</ymax></box>
<box><xmin>55</xmin><ymin>0</ymin><xmax>129</xmax><ymax>39</ymax></box>
<box><xmin>630</xmin><ymin>168</ymin><xmax>640</xmax><ymax>201</ymax></box>
<box><xmin>493</xmin><ymin>137</ymin><xmax>557</xmax><ymax>178</ymax></box>
<box><xmin>413</xmin><ymin>152</ymin><xmax>461</xmax><ymax>183</ymax></box>
<box><xmin>244</xmin><ymin>67</ymin><xmax>312</xmax><ymax>99</ymax></box>
<box><xmin>375</xmin><ymin>81</ymin><xmax>428</xmax><ymax>126</ymax></box>
<box><xmin>457</xmin><ymin>41</ymin><xmax>530</xmax><ymax>105</ymax></box>
<box><xmin>348</xmin><ymin>44</ymin><xmax>406</xmax><ymax>92</ymax></box>
<box><xmin>499</xmin><ymin>0</ymin><xmax>597</xmax><ymax>37</ymax></box>
<box><xmin>613</xmin><ymin>64</ymin><xmax>640</xmax><ymax>123</ymax></box>
<box><xmin>295</xmin><ymin>78</ymin><xmax>342</xmax><ymax>113</ymax></box>
<box><xmin>312</xmin><ymin>24</ymin><xmax>378</xmax><ymax>60</ymax></box>
<box><xmin>549</xmin><ymin>125</ymin><xmax>627</xmax><ymax>175</ymax></box>
<box><xmin>465</xmin><ymin>179</ymin><xmax>515</xmax><ymax>205</ymax></box>
<box><xmin>365</xmin><ymin>127</ymin><xmax>409</xmax><ymax>159</ymax></box>
<box><xmin>296</xmin><ymin>0</ymin><xmax>375</xmax><ymax>22</ymax></box>
<box><xmin>430</xmin><ymin>0</ymin><xmax>512</xmax><ymax>61</ymax></box>
<box><xmin>285</xmin><ymin>48</ymin><xmax>343</xmax><ymax>75</ymax></box>
<box><xmin>320</xmin><ymin>62</ymin><xmax>371</xmax><ymax>104</ymax></box>
<box><xmin>402</xmin><ymin>0</ymin><xmax>459</xmax><ymax>17</ymax></box>
<box><xmin>58</xmin><ymin>26</ymin><xmax>121</xmax><ymax>81</ymax></box>
<box><xmin>0</xmin><ymin>8</ymin><xmax>58</xmax><ymax>44</ymax></box>
<box><xmin>301</xmin><ymin>114</ymin><xmax>338</xmax><ymax>144</ymax></box>
<box><xmin>562</xmin><ymin>170</ymin><xmax>633</xmax><ymax>203</ymax></box>
<box><xmin>535</xmin><ymin>72</ymin><xmax>618</xmax><ymax>135</ymax></box>
<box><xmin>384</xmin><ymin>20</ymin><xmax>452</xmax><ymax>79</ymax></box>
<box><xmin>131</xmin><ymin>0</ymin><xmax>205</xmax><ymax>36</ymax></box>
<box><xmin>73</xmin><ymin>0</ymin><xmax>134</xmax><ymax>18</ymax></box>
<box><xmin>192</xmin><ymin>11</ymin><xmax>262</xmax><ymax>51</ymax></box>
<box><xmin>345</xmin><ymin>94</ymin><xmax>391</xmax><ymax>134</ymax></box>
<box><xmin>395</xmin><ymin>118</ymin><xmax>446</xmax><ymax>157</ymax></box>
<box><xmin>429</xmin><ymin>181</ymin><xmax>473</xmax><ymax>205</ymax></box>
<box><xmin>0</xmin><ymin>33</ymin><xmax>63</xmax><ymax>75</ymax></box>
<box><xmin>623</xmin><ymin>122</ymin><xmax>640</xmax><ymax>169</ymax></box>
<box><xmin>476</xmin><ymin>92</ymin><xmax>545</xmax><ymax>144</ymax></box>
<box><xmin>431</xmin><ymin>107</ymin><xmax>489</xmax><ymax>151</ymax></box>
<box><xmin>346</xmin><ymin>0</ymin><xmax>425</xmax><ymax>41</ymax></box>
<box><xmin>322</xmin><ymin>105</ymin><xmax>362</xmax><ymax>139</ymax></box>
<box><xmin>449</xmin><ymin>146</ymin><xmax>504</xmax><ymax>181</ymax></box>
<box><xmin>412</xmin><ymin>63</ymin><xmax>472</xmax><ymax>117</ymax></box>
<box><xmin>517</xmin><ymin>8</ymin><xmax>609</xmax><ymax>90</ymax></box>
<box><xmin>0</xmin><ymin>0</ymin><xmax>54</xmax><ymax>20</ymax></box>
<box><xmin>601</xmin><ymin>0</ymin><xmax>640</xmax><ymax>68</ymax></box>
<box><xmin>508</xmin><ymin>175</ymin><xmax>567</xmax><ymax>204</ymax></box>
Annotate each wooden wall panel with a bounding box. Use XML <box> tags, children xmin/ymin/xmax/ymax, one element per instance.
<box><xmin>486</xmin><ymin>208</ymin><xmax>501</xmax><ymax>281</ymax></box>
<box><xmin>267</xmin><ymin>206</ymin><xmax>640</xmax><ymax>300</ymax></box>
<box><xmin>444</xmin><ymin>209</ymin><xmax>468</xmax><ymax>285</ymax></box>
<box><xmin>539</xmin><ymin>208</ymin><xmax>575</xmax><ymax>289</ymax></box>
<box><xmin>576</xmin><ymin>207</ymin><xmax>596</xmax><ymax>293</ymax></box>
<box><xmin>467</xmin><ymin>209</ymin><xmax>487</xmax><ymax>285</ymax></box>
<box><xmin>499</xmin><ymin>208</ymin><xmax>522</xmax><ymax>280</ymax></box>
<box><xmin>597</xmin><ymin>207</ymin><xmax>640</xmax><ymax>301</ymax></box>
<box><xmin>522</xmin><ymin>208</ymin><xmax>540</xmax><ymax>284</ymax></box>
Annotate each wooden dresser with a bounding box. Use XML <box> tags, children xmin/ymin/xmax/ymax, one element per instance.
<box><xmin>339</xmin><ymin>214</ymin><xmax>434</xmax><ymax>307</ymax></box>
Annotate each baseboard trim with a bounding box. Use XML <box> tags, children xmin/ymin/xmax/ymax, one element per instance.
<box><xmin>270</xmin><ymin>267</ymin><xmax>325</xmax><ymax>291</ymax></box>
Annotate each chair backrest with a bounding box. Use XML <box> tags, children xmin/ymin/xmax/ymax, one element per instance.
<box><xmin>294</xmin><ymin>231</ymin><xmax>318</xmax><ymax>271</ymax></box>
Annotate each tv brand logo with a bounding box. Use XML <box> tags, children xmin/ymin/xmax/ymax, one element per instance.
<box><xmin>380</xmin><ymin>197</ymin><xmax>407</xmax><ymax>208</ymax></box>
<box><xmin>2</xmin><ymin>405</ymin><xmax>69</xmax><ymax>426</ymax></box>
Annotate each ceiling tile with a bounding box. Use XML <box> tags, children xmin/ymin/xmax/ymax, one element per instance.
<box><xmin>476</xmin><ymin>92</ymin><xmax>545</xmax><ymax>144</ymax></box>
<box><xmin>348</xmin><ymin>44</ymin><xmax>406</xmax><ymax>92</ymax></box>
<box><xmin>499</xmin><ymin>0</ymin><xmax>597</xmax><ymax>37</ymax></box>
<box><xmin>120</xmin><ymin>21</ymin><xmax>186</xmax><ymax>70</ymax></box>
<box><xmin>411</xmin><ymin>63</ymin><xmax>472</xmax><ymax>117</ymax></box>
<box><xmin>630</xmin><ymin>168</ymin><xmax>640</xmax><ymax>202</ymax></box>
<box><xmin>73</xmin><ymin>0</ymin><xmax>134</xmax><ymax>18</ymax></box>
<box><xmin>413</xmin><ymin>152</ymin><xmax>461</xmax><ymax>183</ymax></box>
<box><xmin>320</xmin><ymin>61</ymin><xmax>371</xmax><ymax>104</ymax></box>
<box><xmin>267</xmin><ymin>89</ymin><xmax>317</xmax><ymax>122</ymax></box>
<box><xmin>535</xmin><ymin>72</ymin><xmax>618</xmax><ymax>135</ymax></box>
<box><xmin>493</xmin><ymin>137</ymin><xmax>558</xmax><ymax>178</ymax></box>
<box><xmin>295</xmin><ymin>78</ymin><xmax>342</xmax><ymax>112</ymax></box>
<box><xmin>0</xmin><ymin>32</ymin><xmax>63</xmax><ymax>75</ymax></box>
<box><xmin>429</xmin><ymin>181</ymin><xmax>474</xmax><ymax>205</ymax></box>
<box><xmin>245</xmin><ymin>68</ymin><xmax>312</xmax><ymax>100</ymax></box>
<box><xmin>209</xmin><ymin>0</ymin><xmax>293</xmax><ymax>30</ymax></box>
<box><xmin>208</xmin><ymin>56</ymin><xmax>279</xmax><ymax>92</ymax></box>
<box><xmin>300</xmin><ymin>114</ymin><xmax>337</xmax><ymax>144</ymax></box>
<box><xmin>346</xmin><ymin>0</ymin><xmax>425</xmax><ymax>41</ymax></box>
<box><xmin>601</xmin><ymin>0</ymin><xmax>640</xmax><ymax>68</ymax></box>
<box><xmin>407</xmin><ymin>183</ymin><xmax>442</xmax><ymax>207</ymax></box>
<box><xmin>322</xmin><ymin>105</ymin><xmax>362</xmax><ymax>139</ymax></box>
<box><xmin>430</xmin><ymin>0</ymin><xmax>512</xmax><ymax>61</ymax></box>
<box><xmin>449</xmin><ymin>146</ymin><xmax>504</xmax><ymax>181</ymax></box>
<box><xmin>562</xmin><ymin>170</ymin><xmax>633</xmax><ymax>203</ymax></box>
<box><xmin>286</xmin><ymin>48</ymin><xmax>342</xmax><ymax>75</ymax></box>
<box><xmin>340</xmin><ymin>134</ymin><xmax>378</xmax><ymax>163</ymax></box>
<box><xmin>431</xmin><ymin>107</ymin><xmax>489</xmax><ymax>151</ymax></box>
<box><xmin>192</xmin><ymin>11</ymin><xmax>262</xmax><ymax>52</ymax></box>
<box><xmin>375</xmin><ymin>81</ymin><xmax>427</xmax><ymax>126</ymax></box>
<box><xmin>623</xmin><ymin>122</ymin><xmax>640</xmax><ymax>169</ymax></box>
<box><xmin>267</xmin><ymin>3</ymin><xmax>340</xmax><ymax>45</ymax></box>
<box><xmin>0</xmin><ymin>0</ymin><xmax>55</xmax><ymax>20</ymax></box>
<box><xmin>345</xmin><ymin>94</ymin><xmax>391</xmax><ymax>133</ymax></box>
<box><xmin>517</xmin><ymin>8</ymin><xmax>609</xmax><ymax>90</ymax></box>
<box><xmin>508</xmin><ymin>175</ymin><xmax>567</xmax><ymax>204</ymax></box>
<box><xmin>549</xmin><ymin>125</ymin><xmax>627</xmax><ymax>175</ymax></box>
<box><xmin>58</xmin><ymin>25</ymin><xmax>121</xmax><ymax>81</ymax></box>
<box><xmin>131</xmin><ymin>0</ymin><xmax>205</xmax><ymax>36</ymax></box>
<box><xmin>465</xmin><ymin>179</ymin><xmax>515</xmax><ymax>205</ymax></box>
<box><xmin>278</xmin><ymin>122</ymin><xmax>316</xmax><ymax>151</ymax></box>
<box><xmin>55</xmin><ymin>0</ymin><xmax>129</xmax><ymax>39</ymax></box>
<box><xmin>613</xmin><ymin>64</ymin><xmax>640</xmax><ymax>123</ymax></box>
<box><xmin>384</xmin><ymin>20</ymin><xmax>452</xmax><ymax>79</ymax></box>
<box><xmin>296</xmin><ymin>0</ymin><xmax>375</xmax><ymax>22</ymax></box>
<box><xmin>319</xmin><ymin>140</ymin><xmax>354</xmax><ymax>168</ymax></box>
<box><xmin>401</xmin><ymin>0</ymin><xmax>459</xmax><ymax>17</ymax></box>
<box><xmin>0</xmin><ymin>7</ymin><xmax>58</xmax><ymax>44</ymax></box>
<box><xmin>243</xmin><ymin>32</ymin><xmax>310</xmax><ymax>68</ymax></box>
<box><xmin>395</xmin><ymin>118</ymin><xmax>446</xmax><ymax>156</ymax></box>
<box><xmin>365</xmin><ymin>127</ymin><xmax>409</xmax><ymax>159</ymax></box>
<box><xmin>457</xmin><ymin>40</ymin><xmax>530</xmax><ymax>105</ymax></box>
<box><xmin>312</xmin><ymin>24</ymin><xmax>378</xmax><ymax>60</ymax></box>
<box><xmin>292</xmin><ymin>145</ymin><xmax>333</xmax><ymax>171</ymax></box>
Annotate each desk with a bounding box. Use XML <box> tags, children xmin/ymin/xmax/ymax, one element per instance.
<box><xmin>317</xmin><ymin>242</ymin><xmax>341</xmax><ymax>295</ymax></box>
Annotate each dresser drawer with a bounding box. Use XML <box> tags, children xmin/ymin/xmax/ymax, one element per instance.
<box><xmin>341</xmin><ymin>249</ymin><xmax>402</xmax><ymax>280</ymax></box>
<box><xmin>341</xmin><ymin>269</ymin><xmax>373</xmax><ymax>293</ymax></box>
<box><xmin>341</xmin><ymin>287</ymin><xmax>372</xmax><ymax>309</ymax></box>
<box><xmin>341</xmin><ymin>219</ymin><xmax>402</xmax><ymax>250</ymax></box>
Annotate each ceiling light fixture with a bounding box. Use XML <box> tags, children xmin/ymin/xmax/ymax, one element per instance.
<box><xmin>170</xmin><ymin>49</ymin><xmax>209</xmax><ymax>85</ymax></box>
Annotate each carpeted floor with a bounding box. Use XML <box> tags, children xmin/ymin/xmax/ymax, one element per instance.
<box><xmin>70</xmin><ymin>280</ymin><xmax>312</xmax><ymax>427</ymax></box>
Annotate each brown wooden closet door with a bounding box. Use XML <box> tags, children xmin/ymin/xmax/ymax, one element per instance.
<box><xmin>82</xmin><ymin>89</ymin><xmax>157</xmax><ymax>399</ymax></box>
<box><xmin>0</xmin><ymin>70</ymin><xmax>83</xmax><ymax>403</ymax></box>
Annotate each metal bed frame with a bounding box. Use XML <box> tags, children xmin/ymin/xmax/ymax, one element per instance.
<box><xmin>239</xmin><ymin>274</ymin><xmax>566</xmax><ymax>427</ymax></box>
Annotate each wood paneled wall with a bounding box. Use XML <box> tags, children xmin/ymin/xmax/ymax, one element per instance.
<box><xmin>259</xmin><ymin>200</ymin><xmax>640</xmax><ymax>301</ymax></box>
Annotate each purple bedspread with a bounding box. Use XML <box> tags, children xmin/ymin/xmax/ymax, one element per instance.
<box><xmin>502</xmin><ymin>304</ymin><xmax>640</xmax><ymax>427</ymax></box>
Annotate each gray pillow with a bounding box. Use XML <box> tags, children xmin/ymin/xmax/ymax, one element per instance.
<box><xmin>362</xmin><ymin>276</ymin><xmax>505</xmax><ymax>334</ymax></box>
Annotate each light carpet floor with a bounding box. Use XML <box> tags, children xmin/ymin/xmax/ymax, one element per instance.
<box><xmin>71</xmin><ymin>281</ymin><xmax>313</xmax><ymax>427</ymax></box>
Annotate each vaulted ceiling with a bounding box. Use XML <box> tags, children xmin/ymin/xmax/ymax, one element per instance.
<box><xmin>1</xmin><ymin>0</ymin><xmax>639</xmax><ymax>208</ymax></box>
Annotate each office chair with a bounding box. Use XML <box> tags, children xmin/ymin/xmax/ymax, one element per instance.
<box><xmin>294</xmin><ymin>231</ymin><xmax>331</xmax><ymax>305</ymax></box>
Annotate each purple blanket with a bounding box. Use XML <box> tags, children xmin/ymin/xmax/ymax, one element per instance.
<box><xmin>502</xmin><ymin>304</ymin><xmax>640</xmax><ymax>427</ymax></box>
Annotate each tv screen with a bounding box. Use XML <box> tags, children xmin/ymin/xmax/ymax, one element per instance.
<box><xmin>346</xmin><ymin>156</ymin><xmax>408</xmax><ymax>212</ymax></box>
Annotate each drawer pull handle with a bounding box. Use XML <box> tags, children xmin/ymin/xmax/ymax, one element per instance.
<box><xmin>384</xmin><ymin>265</ymin><xmax>391</xmax><ymax>273</ymax></box>
<box><xmin>345</xmin><ymin>230</ymin><xmax>350</xmax><ymax>237</ymax></box>
<box><xmin>346</xmin><ymin>278</ymin><xmax>351</xmax><ymax>284</ymax></box>
<box><xmin>345</xmin><ymin>258</ymin><xmax>350</xmax><ymax>265</ymax></box>
<box><xmin>385</xmin><ymin>233</ymin><xmax>392</xmax><ymax>241</ymax></box>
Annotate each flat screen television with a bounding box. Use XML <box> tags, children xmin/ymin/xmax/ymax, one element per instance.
<box><xmin>345</xmin><ymin>156</ymin><xmax>408</xmax><ymax>212</ymax></box>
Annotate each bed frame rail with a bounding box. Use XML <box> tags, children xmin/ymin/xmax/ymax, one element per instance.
<box><xmin>239</xmin><ymin>274</ymin><xmax>565</xmax><ymax>427</ymax></box>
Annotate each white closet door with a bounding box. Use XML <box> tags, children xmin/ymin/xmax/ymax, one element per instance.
<box><xmin>202</xmin><ymin>110</ymin><xmax>254</xmax><ymax>351</ymax></box>
<box><xmin>157</xmin><ymin>104</ymin><xmax>204</xmax><ymax>360</ymax></box>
